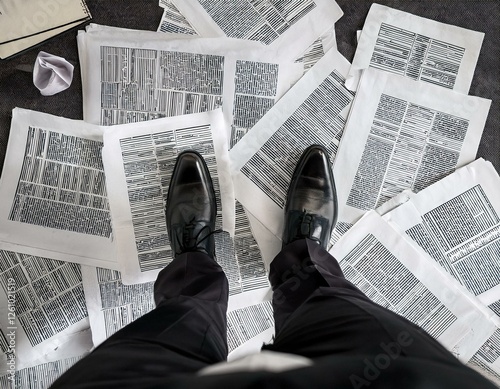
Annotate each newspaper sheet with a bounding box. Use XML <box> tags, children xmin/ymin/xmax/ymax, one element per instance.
<box><xmin>77</xmin><ymin>24</ymin><xmax>303</xmax><ymax>148</ymax></box>
<box><xmin>0</xmin><ymin>245</ymin><xmax>92</xmax><ymax>375</ymax></box>
<box><xmin>346</xmin><ymin>3</ymin><xmax>484</xmax><ymax>93</ymax></box>
<box><xmin>466</xmin><ymin>328</ymin><xmax>500</xmax><ymax>385</ymax></box>
<box><xmin>0</xmin><ymin>0</ymin><xmax>91</xmax><ymax>59</ymax></box>
<box><xmin>157</xmin><ymin>1</ymin><xmax>337</xmax><ymax>75</ymax></box>
<box><xmin>230</xmin><ymin>47</ymin><xmax>354</xmax><ymax>239</ymax></box>
<box><xmin>170</xmin><ymin>0</ymin><xmax>342</xmax><ymax>62</ymax></box>
<box><xmin>0</xmin><ymin>354</ymin><xmax>86</xmax><ymax>389</ymax></box>
<box><xmin>0</xmin><ymin>108</ymin><xmax>118</xmax><ymax>269</ymax></box>
<box><xmin>217</xmin><ymin>202</ymin><xmax>272</xmax><ymax>296</ymax></box>
<box><xmin>81</xmin><ymin>265</ymin><xmax>273</xmax><ymax>361</ymax></box>
<box><xmin>294</xmin><ymin>26</ymin><xmax>337</xmax><ymax>74</ymax></box>
<box><xmin>333</xmin><ymin>67</ymin><xmax>491</xmax><ymax>239</ymax></box>
<box><xmin>101</xmin><ymin>110</ymin><xmax>233</xmax><ymax>283</ymax></box>
<box><xmin>157</xmin><ymin>0</ymin><xmax>198</xmax><ymax>35</ymax></box>
<box><xmin>81</xmin><ymin>266</ymin><xmax>154</xmax><ymax>347</ymax></box>
<box><xmin>329</xmin><ymin>210</ymin><xmax>499</xmax><ymax>366</ymax></box>
<box><xmin>382</xmin><ymin>159</ymin><xmax>500</xmax><ymax>318</ymax></box>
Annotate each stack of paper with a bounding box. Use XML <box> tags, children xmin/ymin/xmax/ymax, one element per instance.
<box><xmin>157</xmin><ymin>0</ymin><xmax>338</xmax><ymax>73</ymax></box>
<box><xmin>0</xmin><ymin>2</ymin><xmax>498</xmax><ymax>387</ymax></box>
<box><xmin>0</xmin><ymin>0</ymin><xmax>91</xmax><ymax>59</ymax></box>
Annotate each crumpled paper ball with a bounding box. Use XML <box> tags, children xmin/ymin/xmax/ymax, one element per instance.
<box><xmin>33</xmin><ymin>51</ymin><xmax>74</xmax><ymax>96</ymax></box>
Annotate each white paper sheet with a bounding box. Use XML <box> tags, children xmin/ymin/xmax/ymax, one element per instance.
<box><xmin>80</xmin><ymin>266</ymin><xmax>154</xmax><ymax>347</ymax></box>
<box><xmin>156</xmin><ymin>1</ymin><xmax>337</xmax><ymax>74</ymax></box>
<box><xmin>0</xmin><ymin>108</ymin><xmax>118</xmax><ymax>269</ymax></box>
<box><xmin>0</xmin><ymin>353</ymin><xmax>87</xmax><ymax>389</ymax></box>
<box><xmin>333</xmin><ymin>67</ymin><xmax>491</xmax><ymax>238</ymax></box>
<box><xmin>245</xmin><ymin>210</ymin><xmax>282</xmax><ymax>272</ymax></box>
<box><xmin>0</xmin><ymin>245</ymin><xmax>90</xmax><ymax>373</ymax></box>
<box><xmin>329</xmin><ymin>210</ymin><xmax>499</xmax><ymax>365</ymax></box>
<box><xmin>294</xmin><ymin>25</ymin><xmax>337</xmax><ymax>74</ymax></box>
<box><xmin>78</xmin><ymin>24</ymin><xmax>303</xmax><ymax>148</ymax></box>
<box><xmin>157</xmin><ymin>0</ymin><xmax>198</xmax><ymax>35</ymax></box>
<box><xmin>230</xmin><ymin>47</ymin><xmax>354</xmax><ymax>239</ymax></box>
<box><xmin>101</xmin><ymin>110</ymin><xmax>233</xmax><ymax>283</ymax></box>
<box><xmin>225</xmin><ymin>300</ymin><xmax>274</xmax><ymax>359</ymax></box>
<box><xmin>170</xmin><ymin>0</ymin><xmax>342</xmax><ymax>62</ymax></box>
<box><xmin>466</xmin><ymin>329</ymin><xmax>500</xmax><ymax>385</ymax></box>
<box><xmin>220</xmin><ymin>201</ymin><xmax>272</xmax><ymax>296</ymax></box>
<box><xmin>346</xmin><ymin>4</ymin><xmax>484</xmax><ymax>93</ymax></box>
<box><xmin>382</xmin><ymin>159</ymin><xmax>500</xmax><ymax>317</ymax></box>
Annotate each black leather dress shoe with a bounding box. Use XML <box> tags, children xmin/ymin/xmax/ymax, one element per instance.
<box><xmin>282</xmin><ymin>145</ymin><xmax>337</xmax><ymax>249</ymax></box>
<box><xmin>166</xmin><ymin>151</ymin><xmax>216</xmax><ymax>258</ymax></box>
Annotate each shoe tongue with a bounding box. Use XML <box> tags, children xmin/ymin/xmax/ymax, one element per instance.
<box><xmin>184</xmin><ymin>235</ymin><xmax>198</xmax><ymax>248</ymax></box>
<box><xmin>300</xmin><ymin>216</ymin><xmax>312</xmax><ymax>236</ymax></box>
<box><xmin>177</xmin><ymin>221</ymin><xmax>211</xmax><ymax>254</ymax></box>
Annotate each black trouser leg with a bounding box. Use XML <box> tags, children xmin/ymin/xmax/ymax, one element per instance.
<box><xmin>264</xmin><ymin>238</ymin><xmax>465</xmax><ymax>367</ymax></box>
<box><xmin>50</xmin><ymin>252</ymin><xmax>228</xmax><ymax>389</ymax></box>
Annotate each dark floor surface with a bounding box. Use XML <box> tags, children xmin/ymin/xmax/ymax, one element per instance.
<box><xmin>0</xmin><ymin>0</ymin><xmax>498</xmax><ymax>177</ymax></box>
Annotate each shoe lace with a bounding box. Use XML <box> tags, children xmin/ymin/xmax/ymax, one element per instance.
<box><xmin>295</xmin><ymin>210</ymin><xmax>322</xmax><ymax>245</ymax></box>
<box><xmin>175</xmin><ymin>217</ymin><xmax>222</xmax><ymax>253</ymax></box>
<box><xmin>298</xmin><ymin>210</ymin><xmax>313</xmax><ymax>237</ymax></box>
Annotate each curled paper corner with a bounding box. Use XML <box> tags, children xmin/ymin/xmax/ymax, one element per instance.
<box><xmin>33</xmin><ymin>51</ymin><xmax>74</xmax><ymax>96</ymax></box>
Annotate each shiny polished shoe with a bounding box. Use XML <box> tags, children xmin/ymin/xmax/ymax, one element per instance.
<box><xmin>282</xmin><ymin>145</ymin><xmax>337</xmax><ymax>249</ymax></box>
<box><xmin>166</xmin><ymin>150</ymin><xmax>216</xmax><ymax>258</ymax></box>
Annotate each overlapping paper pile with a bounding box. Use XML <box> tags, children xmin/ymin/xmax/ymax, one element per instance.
<box><xmin>0</xmin><ymin>1</ymin><xmax>498</xmax><ymax>387</ymax></box>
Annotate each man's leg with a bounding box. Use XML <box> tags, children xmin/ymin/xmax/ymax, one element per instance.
<box><xmin>50</xmin><ymin>252</ymin><xmax>228</xmax><ymax>388</ymax></box>
<box><xmin>51</xmin><ymin>151</ymin><xmax>227</xmax><ymax>388</ymax></box>
<box><xmin>264</xmin><ymin>144</ymin><xmax>466</xmax><ymax>368</ymax></box>
<box><xmin>267</xmin><ymin>238</ymin><xmax>366</xmax><ymax>333</ymax></box>
<box><xmin>264</xmin><ymin>238</ymin><xmax>460</xmax><ymax>366</ymax></box>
